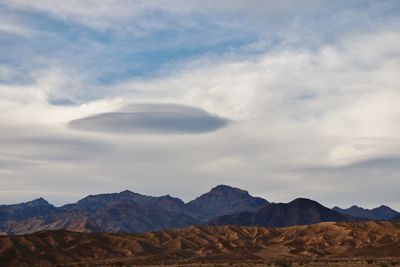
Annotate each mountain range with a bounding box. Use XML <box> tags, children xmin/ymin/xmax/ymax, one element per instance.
<box><xmin>333</xmin><ymin>205</ymin><xmax>399</xmax><ymax>220</ymax></box>
<box><xmin>0</xmin><ymin>185</ymin><xmax>268</xmax><ymax>234</ymax></box>
<box><xmin>0</xmin><ymin>185</ymin><xmax>399</xmax><ymax>235</ymax></box>
<box><xmin>209</xmin><ymin>198</ymin><xmax>358</xmax><ymax>227</ymax></box>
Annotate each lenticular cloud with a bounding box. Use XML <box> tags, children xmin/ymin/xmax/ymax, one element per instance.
<box><xmin>69</xmin><ymin>103</ymin><xmax>230</xmax><ymax>134</ymax></box>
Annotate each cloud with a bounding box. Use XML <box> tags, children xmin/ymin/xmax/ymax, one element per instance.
<box><xmin>345</xmin><ymin>155</ymin><xmax>400</xmax><ymax>170</ymax></box>
<box><xmin>69</xmin><ymin>104</ymin><xmax>229</xmax><ymax>134</ymax></box>
<box><xmin>1</xmin><ymin>27</ymin><xmax>399</xmax><ymax>208</ymax></box>
<box><xmin>0</xmin><ymin>128</ymin><xmax>111</xmax><ymax>162</ymax></box>
<box><xmin>294</xmin><ymin>154</ymin><xmax>400</xmax><ymax>209</ymax></box>
<box><xmin>0</xmin><ymin>0</ymin><xmax>399</xmax><ymax>209</ymax></box>
<box><xmin>0</xmin><ymin>1</ymin><xmax>322</xmax><ymax>31</ymax></box>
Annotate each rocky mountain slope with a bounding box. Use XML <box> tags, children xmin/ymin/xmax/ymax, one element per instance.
<box><xmin>185</xmin><ymin>184</ymin><xmax>269</xmax><ymax>221</ymax></box>
<box><xmin>1</xmin><ymin>198</ymin><xmax>200</xmax><ymax>235</ymax></box>
<box><xmin>1</xmin><ymin>221</ymin><xmax>399</xmax><ymax>266</ymax></box>
<box><xmin>2</xmin><ymin>186</ymin><xmax>399</xmax><ymax>235</ymax></box>
<box><xmin>209</xmin><ymin>198</ymin><xmax>357</xmax><ymax>227</ymax></box>
<box><xmin>333</xmin><ymin>205</ymin><xmax>399</xmax><ymax>220</ymax></box>
<box><xmin>0</xmin><ymin>198</ymin><xmax>60</xmax><ymax>225</ymax></box>
<box><xmin>70</xmin><ymin>190</ymin><xmax>186</xmax><ymax>213</ymax></box>
<box><xmin>0</xmin><ymin>185</ymin><xmax>268</xmax><ymax>234</ymax></box>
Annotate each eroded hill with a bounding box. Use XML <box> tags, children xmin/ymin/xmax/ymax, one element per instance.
<box><xmin>1</xmin><ymin>221</ymin><xmax>399</xmax><ymax>266</ymax></box>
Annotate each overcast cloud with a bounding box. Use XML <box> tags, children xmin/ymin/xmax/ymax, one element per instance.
<box><xmin>0</xmin><ymin>0</ymin><xmax>399</xmax><ymax>209</ymax></box>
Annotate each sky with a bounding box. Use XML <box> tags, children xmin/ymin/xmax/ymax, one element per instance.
<box><xmin>0</xmin><ymin>0</ymin><xmax>400</xmax><ymax>209</ymax></box>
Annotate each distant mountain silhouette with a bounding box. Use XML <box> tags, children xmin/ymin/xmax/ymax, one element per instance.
<box><xmin>333</xmin><ymin>205</ymin><xmax>399</xmax><ymax>220</ymax></box>
<box><xmin>70</xmin><ymin>190</ymin><xmax>185</xmax><ymax>213</ymax></box>
<box><xmin>0</xmin><ymin>198</ymin><xmax>60</xmax><ymax>225</ymax></box>
<box><xmin>2</xmin><ymin>187</ymin><xmax>396</xmax><ymax>235</ymax></box>
<box><xmin>186</xmin><ymin>185</ymin><xmax>268</xmax><ymax>221</ymax></box>
<box><xmin>1</xmin><ymin>198</ymin><xmax>200</xmax><ymax>235</ymax></box>
<box><xmin>209</xmin><ymin>198</ymin><xmax>358</xmax><ymax>227</ymax></box>
<box><xmin>0</xmin><ymin>185</ymin><xmax>268</xmax><ymax>234</ymax></box>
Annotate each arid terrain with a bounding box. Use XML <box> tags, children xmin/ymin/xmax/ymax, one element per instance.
<box><xmin>1</xmin><ymin>221</ymin><xmax>399</xmax><ymax>266</ymax></box>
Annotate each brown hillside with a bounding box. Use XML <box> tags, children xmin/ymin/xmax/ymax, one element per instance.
<box><xmin>0</xmin><ymin>221</ymin><xmax>399</xmax><ymax>266</ymax></box>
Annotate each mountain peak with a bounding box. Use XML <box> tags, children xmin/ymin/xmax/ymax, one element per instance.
<box><xmin>186</xmin><ymin>185</ymin><xmax>268</xmax><ymax>221</ymax></box>
<box><xmin>27</xmin><ymin>197</ymin><xmax>50</xmax><ymax>207</ymax></box>
<box><xmin>211</xmin><ymin>184</ymin><xmax>235</xmax><ymax>190</ymax></box>
<box><xmin>377</xmin><ymin>205</ymin><xmax>390</xmax><ymax>209</ymax></box>
<box><xmin>156</xmin><ymin>194</ymin><xmax>185</xmax><ymax>207</ymax></box>
<box><xmin>210</xmin><ymin>184</ymin><xmax>248</xmax><ymax>194</ymax></box>
<box><xmin>120</xmin><ymin>190</ymin><xmax>134</xmax><ymax>194</ymax></box>
<box><xmin>210</xmin><ymin>197</ymin><xmax>354</xmax><ymax>227</ymax></box>
<box><xmin>333</xmin><ymin>204</ymin><xmax>399</xmax><ymax>220</ymax></box>
<box><xmin>290</xmin><ymin>198</ymin><xmax>319</xmax><ymax>205</ymax></box>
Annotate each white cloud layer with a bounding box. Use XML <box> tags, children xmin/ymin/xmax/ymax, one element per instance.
<box><xmin>0</xmin><ymin>0</ymin><xmax>399</xmax><ymax>209</ymax></box>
